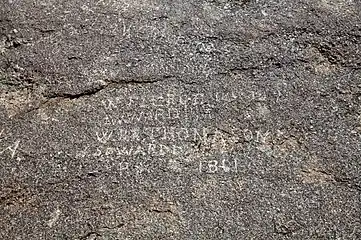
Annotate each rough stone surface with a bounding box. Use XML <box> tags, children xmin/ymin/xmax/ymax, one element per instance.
<box><xmin>1</xmin><ymin>0</ymin><xmax>360</xmax><ymax>239</ymax></box>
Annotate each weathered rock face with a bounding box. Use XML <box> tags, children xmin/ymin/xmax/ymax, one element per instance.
<box><xmin>1</xmin><ymin>0</ymin><xmax>360</xmax><ymax>239</ymax></box>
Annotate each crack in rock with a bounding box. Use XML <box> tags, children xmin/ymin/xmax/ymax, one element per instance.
<box><xmin>12</xmin><ymin>75</ymin><xmax>175</xmax><ymax>117</ymax></box>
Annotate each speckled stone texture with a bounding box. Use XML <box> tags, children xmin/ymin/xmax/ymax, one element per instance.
<box><xmin>0</xmin><ymin>0</ymin><xmax>360</xmax><ymax>239</ymax></box>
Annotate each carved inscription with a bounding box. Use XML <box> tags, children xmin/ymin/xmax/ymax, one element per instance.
<box><xmin>75</xmin><ymin>89</ymin><xmax>272</xmax><ymax>174</ymax></box>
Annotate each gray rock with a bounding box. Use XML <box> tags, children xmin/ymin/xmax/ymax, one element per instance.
<box><xmin>1</xmin><ymin>0</ymin><xmax>360</xmax><ymax>239</ymax></box>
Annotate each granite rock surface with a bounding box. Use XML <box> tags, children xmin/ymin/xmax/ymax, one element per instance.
<box><xmin>0</xmin><ymin>0</ymin><xmax>360</xmax><ymax>239</ymax></box>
